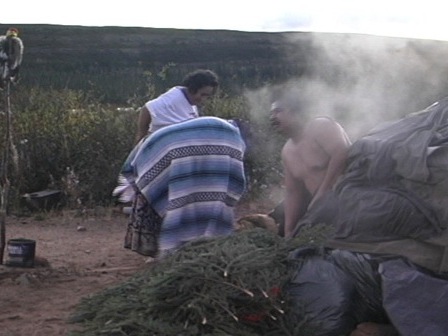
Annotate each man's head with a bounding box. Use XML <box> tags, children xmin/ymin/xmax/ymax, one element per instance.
<box><xmin>182</xmin><ymin>69</ymin><xmax>219</xmax><ymax>106</ymax></box>
<box><xmin>271</xmin><ymin>93</ymin><xmax>304</xmax><ymax>114</ymax></box>
<box><xmin>6</xmin><ymin>28</ymin><xmax>19</xmax><ymax>38</ymax></box>
<box><xmin>269</xmin><ymin>94</ymin><xmax>305</xmax><ymax>134</ymax></box>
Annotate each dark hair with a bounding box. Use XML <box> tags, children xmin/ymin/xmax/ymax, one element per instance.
<box><xmin>182</xmin><ymin>69</ymin><xmax>219</xmax><ymax>94</ymax></box>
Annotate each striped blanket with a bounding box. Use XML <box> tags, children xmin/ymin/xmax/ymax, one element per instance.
<box><xmin>121</xmin><ymin>117</ymin><xmax>247</xmax><ymax>253</ymax></box>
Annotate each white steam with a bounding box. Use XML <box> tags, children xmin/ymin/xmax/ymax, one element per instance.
<box><xmin>245</xmin><ymin>32</ymin><xmax>448</xmax><ymax>141</ymax></box>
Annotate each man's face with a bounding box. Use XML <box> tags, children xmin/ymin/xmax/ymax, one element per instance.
<box><xmin>189</xmin><ymin>86</ymin><xmax>215</xmax><ymax>106</ymax></box>
<box><xmin>270</xmin><ymin>101</ymin><xmax>293</xmax><ymax>132</ymax></box>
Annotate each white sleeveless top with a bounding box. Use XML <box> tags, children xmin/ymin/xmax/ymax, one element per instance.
<box><xmin>146</xmin><ymin>86</ymin><xmax>199</xmax><ymax>132</ymax></box>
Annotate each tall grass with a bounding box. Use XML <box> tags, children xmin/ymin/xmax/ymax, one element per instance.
<box><xmin>1</xmin><ymin>86</ymin><xmax>283</xmax><ymax>212</ymax></box>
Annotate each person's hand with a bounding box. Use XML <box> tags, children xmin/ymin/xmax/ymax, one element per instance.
<box><xmin>350</xmin><ymin>322</ymin><xmax>398</xmax><ymax>336</ymax></box>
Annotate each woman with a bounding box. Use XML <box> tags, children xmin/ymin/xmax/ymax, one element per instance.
<box><xmin>135</xmin><ymin>69</ymin><xmax>219</xmax><ymax>143</ymax></box>
<box><xmin>118</xmin><ymin>116</ymin><xmax>247</xmax><ymax>257</ymax></box>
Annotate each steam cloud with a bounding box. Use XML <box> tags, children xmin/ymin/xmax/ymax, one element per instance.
<box><xmin>245</xmin><ymin>32</ymin><xmax>448</xmax><ymax>141</ymax></box>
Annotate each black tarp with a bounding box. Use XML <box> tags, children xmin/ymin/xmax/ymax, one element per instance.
<box><xmin>296</xmin><ymin>97</ymin><xmax>448</xmax><ymax>267</ymax></box>
<box><xmin>286</xmin><ymin>247</ymin><xmax>387</xmax><ymax>336</ymax></box>
<box><xmin>287</xmin><ymin>97</ymin><xmax>448</xmax><ymax>335</ymax></box>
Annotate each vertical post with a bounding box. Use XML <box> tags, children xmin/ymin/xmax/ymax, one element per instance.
<box><xmin>0</xmin><ymin>81</ymin><xmax>11</xmax><ymax>264</ymax></box>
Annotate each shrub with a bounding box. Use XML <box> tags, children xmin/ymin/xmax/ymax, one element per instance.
<box><xmin>1</xmin><ymin>86</ymin><xmax>283</xmax><ymax>211</ymax></box>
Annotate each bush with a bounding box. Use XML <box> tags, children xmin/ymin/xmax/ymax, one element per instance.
<box><xmin>1</xmin><ymin>86</ymin><xmax>283</xmax><ymax>211</ymax></box>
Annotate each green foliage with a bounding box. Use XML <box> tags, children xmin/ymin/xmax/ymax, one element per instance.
<box><xmin>69</xmin><ymin>229</ymin><xmax>317</xmax><ymax>336</ymax></box>
<box><xmin>1</xmin><ymin>87</ymin><xmax>136</xmax><ymax>208</ymax></box>
<box><xmin>1</xmin><ymin>83</ymin><xmax>283</xmax><ymax>210</ymax></box>
<box><xmin>0</xmin><ymin>24</ymin><xmax>296</xmax><ymax>209</ymax></box>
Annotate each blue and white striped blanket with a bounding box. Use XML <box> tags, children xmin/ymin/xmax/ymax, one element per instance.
<box><xmin>120</xmin><ymin>117</ymin><xmax>246</xmax><ymax>252</ymax></box>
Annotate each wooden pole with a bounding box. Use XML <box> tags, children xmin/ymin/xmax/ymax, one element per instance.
<box><xmin>0</xmin><ymin>81</ymin><xmax>12</xmax><ymax>264</ymax></box>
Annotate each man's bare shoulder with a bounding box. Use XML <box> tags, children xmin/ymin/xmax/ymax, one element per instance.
<box><xmin>307</xmin><ymin>116</ymin><xmax>338</xmax><ymax>127</ymax></box>
<box><xmin>305</xmin><ymin>117</ymin><xmax>351</xmax><ymax>151</ymax></box>
<box><xmin>304</xmin><ymin>117</ymin><xmax>337</xmax><ymax>135</ymax></box>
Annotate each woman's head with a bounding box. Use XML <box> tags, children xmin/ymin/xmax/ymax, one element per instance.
<box><xmin>183</xmin><ymin>69</ymin><xmax>219</xmax><ymax>106</ymax></box>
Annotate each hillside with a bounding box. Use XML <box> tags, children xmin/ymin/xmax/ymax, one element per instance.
<box><xmin>0</xmin><ymin>24</ymin><xmax>311</xmax><ymax>102</ymax></box>
<box><xmin>2</xmin><ymin>24</ymin><xmax>448</xmax><ymax>112</ymax></box>
<box><xmin>9</xmin><ymin>25</ymin><xmax>297</xmax><ymax>66</ymax></box>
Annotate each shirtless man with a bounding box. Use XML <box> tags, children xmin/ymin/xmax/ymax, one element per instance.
<box><xmin>270</xmin><ymin>96</ymin><xmax>399</xmax><ymax>336</ymax></box>
<box><xmin>270</xmin><ymin>95</ymin><xmax>351</xmax><ymax>238</ymax></box>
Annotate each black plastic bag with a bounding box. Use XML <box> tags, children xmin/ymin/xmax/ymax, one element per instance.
<box><xmin>380</xmin><ymin>258</ymin><xmax>448</xmax><ymax>335</ymax></box>
<box><xmin>285</xmin><ymin>247</ymin><xmax>388</xmax><ymax>336</ymax></box>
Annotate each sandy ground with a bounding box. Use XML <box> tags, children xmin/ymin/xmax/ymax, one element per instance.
<box><xmin>0</xmin><ymin>200</ymin><xmax>276</xmax><ymax>336</ymax></box>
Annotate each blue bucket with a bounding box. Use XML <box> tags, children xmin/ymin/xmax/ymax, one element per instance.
<box><xmin>5</xmin><ymin>238</ymin><xmax>36</xmax><ymax>267</ymax></box>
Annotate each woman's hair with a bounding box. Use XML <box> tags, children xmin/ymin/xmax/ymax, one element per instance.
<box><xmin>182</xmin><ymin>69</ymin><xmax>219</xmax><ymax>93</ymax></box>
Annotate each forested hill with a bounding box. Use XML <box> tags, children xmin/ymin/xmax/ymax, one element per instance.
<box><xmin>0</xmin><ymin>24</ymin><xmax>312</xmax><ymax>101</ymax></box>
<box><xmin>2</xmin><ymin>24</ymin><xmax>448</xmax><ymax>109</ymax></box>
<box><xmin>4</xmin><ymin>24</ymin><xmax>301</xmax><ymax>66</ymax></box>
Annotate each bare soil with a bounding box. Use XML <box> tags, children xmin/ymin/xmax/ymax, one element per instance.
<box><xmin>0</xmin><ymin>200</ymin><xmax>276</xmax><ymax>336</ymax></box>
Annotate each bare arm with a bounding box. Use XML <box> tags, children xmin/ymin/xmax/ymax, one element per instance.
<box><xmin>135</xmin><ymin>105</ymin><xmax>152</xmax><ymax>144</ymax></box>
<box><xmin>309</xmin><ymin>118</ymin><xmax>351</xmax><ymax>208</ymax></box>
<box><xmin>282</xmin><ymin>156</ymin><xmax>309</xmax><ymax>239</ymax></box>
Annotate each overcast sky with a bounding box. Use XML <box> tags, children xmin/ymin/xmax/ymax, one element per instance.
<box><xmin>2</xmin><ymin>0</ymin><xmax>447</xmax><ymax>41</ymax></box>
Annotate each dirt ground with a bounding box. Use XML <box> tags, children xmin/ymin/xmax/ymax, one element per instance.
<box><xmin>0</xmin><ymin>200</ymin><xmax>277</xmax><ymax>336</ymax></box>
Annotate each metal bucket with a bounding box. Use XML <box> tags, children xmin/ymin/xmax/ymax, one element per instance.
<box><xmin>5</xmin><ymin>238</ymin><xmax>36</xmax><ymax>267</ymax></box>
